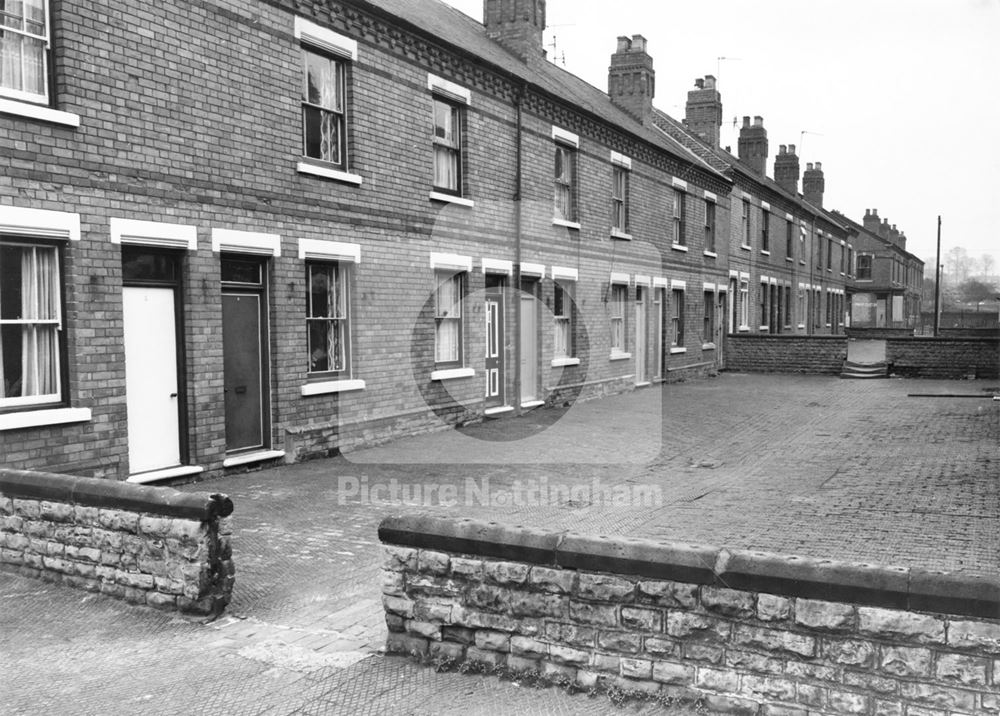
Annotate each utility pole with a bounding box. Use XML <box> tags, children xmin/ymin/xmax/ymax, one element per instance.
<box><xmin>933</xmin><ymin>216</ymin><xmax>942</xmax><ymax>337</ymax></box>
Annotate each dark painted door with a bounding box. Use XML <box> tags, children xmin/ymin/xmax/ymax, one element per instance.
<box><xmin>222</xmin><ymin>292</ymin><xmax>264</xmax><ymax>451</ymax></box>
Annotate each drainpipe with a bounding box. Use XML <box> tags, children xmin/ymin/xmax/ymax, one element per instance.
<box><xmin>513</xmin><ymin>83</ymin><xmax>526</xmax><ymax>415</ymax></box>
<box><xmin>933</xmin><ymin>215</ymin><xmax>941</xmax><ymax>337</ymax></box>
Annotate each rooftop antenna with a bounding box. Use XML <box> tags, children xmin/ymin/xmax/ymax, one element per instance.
<box><xmin>716</xmin><ymin>56</ymin><xmax>741</xmax><ymax>88</ymax></box>
<box><xmin>799</xmin><ymin>129</ymin><xmax>824</xmax><ymax>157</ymax></box>
<box><xmin>545</xmin><ymin>25</ymin><xmax>575</xmax><ymax>67</ymax></box>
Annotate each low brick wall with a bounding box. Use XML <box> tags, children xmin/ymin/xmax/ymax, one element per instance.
<box><xmin>0</xmin><ymin>469</ymin><xmax>235</xmax><ymax>616</ymax></box>
<box><xmin>724</xmin><ymin>335</ymin><xmax>847</xmax><ymax>374</ymax></box>
<box><xmin>886</xmin><ymin>338</ymin><xmax>999</xmax><ymax>379</ymax></box>
<box><xmin>380</xmin><ymin>516</ymin><xmax>1000</xmax><ymax>715</ymax></box>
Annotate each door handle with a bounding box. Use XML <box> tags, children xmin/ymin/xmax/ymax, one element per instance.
<box><xmin>169</xmin><ymin>393</ymin><xmax>178</xmax><ymax>398</ymax></box>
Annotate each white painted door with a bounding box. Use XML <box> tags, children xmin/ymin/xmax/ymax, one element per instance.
<box><xmin>634</xmin><ymin>291</ymin><xmax>647</xmax><ymax>384</ymax></box>
<box><xmin>123</xmin><ymin>286</ymin><xmax>181</xmax><ymax>474</ymax></box>
<box><xmin>519</xmin><ymin>294</ymin><xmax>537</xmax><ymax>403</ymax></box>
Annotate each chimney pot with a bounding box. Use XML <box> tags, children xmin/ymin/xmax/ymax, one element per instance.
<box><xmin>815</xmin><ymin>161</ymin><xmax>822</xmax><ymax>171</ymax></box>
<box><xmin>753</xmin><ymin>115</ymin><xmax>763</xmax><ymax>127</ymax></box>
<box><xmin>704</xmin><ymin>74</ymin><xmax>716</xmax><ymax>89</ymax></box>
<box><xmin>742</xmin><ymin>116</ymin><xmax>751</xmax><ymax>127</ymax></box>
<box><xmin>695</xmin><ymin>78</ymin><xmax>704</xmax><ymax>89</ymax></box>
<box><xmin>616</xmin><ymin>35</ymin><xmax>631</xmax><ymax>51</ymax></box>
<box><xmin>779</xmin><ymin>144</ymin><xmax>787</xmax><ymax>155</ymax></box>
<box><xmin>788</xmin><ymin>144</ymin><xmax>796</xmax><ymax>155</ymax></box>
<box><xmin>631</xmin><ymin>34</ymin><xmax>647</xmax><ymax>51</ymax></box>
<box><xmin>806</xmin><ymin>162</ymin><xmax>813</xmax><ymax>170</ymax></box>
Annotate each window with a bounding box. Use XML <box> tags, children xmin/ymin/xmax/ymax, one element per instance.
<box><xmin>784</xmin><ymin>286</ymin><xmax>792</xmax><ymax>328</ymax></box>
<box><xmin>741</xmin><ymin>200</ymin><xmax>751</xmax><ymax>247</ymax></box>
<box><xmin>816</xmin><ymin>236</ymin><xmax>824</xmax><ymax>271</ymax></box>
<box><xmin>1</xmin><ymin>0</ymin><xmax>49</xmax><ymax>104</ymax></box>
<box><xmin>553</xmin><ymin>282</ymin><xmax>573</xmax><ymax>358</ymax></box>
<box><xmin>826</xmin><ymin>238</ymin><xmax>833</xmax><ymax>271</ymax></box>
<box><xmin>840</xmin><ymin>245</ymin><xmax>846</xmax><ymax>274</ymax></box>
<box><xmin>739</xmin><ymin>279</ymin><xmax>749</xmax><ymax>329</ymax></box>
<box><xmin>760</xmin><ymin>282</ymin><xmax>769</xmax><ymax>330</ymax></box>
<box><xmin>434</xmin><ymin>273</ymin><xmax>463</xmax><ymax>364</ymax></box>
<box><xmin>306</xmin><ymin>262</ymin><xmax>349</xmax><ymax>374</ymax></box>
<box><xmin>761</xmin><ymin>211</ymin><xmax>770</xmax><ymax>252</ymax></box>
<box><xmin>670</xmin><ymin>290</ymin><xmax>685</xmax><ymax>346</ymax></box>
<box><xmin>847</xmin><ymin>248</ymin><xmax>854</xmax><ymax>276</ymax></box>
<box><xmin>672</xmin><ymin>189</ymin><xmax>686</xmax><ymax>246</ymax></box>
<box><xmin>432</xmin><ymin>98</ymin><xmax>463</xmax><ymax>195</ymax></box>
<box><xmin>611</xmin><ymin>166</ymin><xmax>629</xmax><ymax>234</ymax></box>
<box><xmin>554</xmin><ymin>144</ymin><xmax>577</xmax><ymax>222</ymax></box>
<box><xmin>704</xmin><ymin>200</ymin><xmax>716</xmax><ymax>253</ymax></box>
<box><xmin>610</xmin><ymin>284</ymin><xmax>627</xmax><ymax>352</ymax></box>
<box><xmin>786</xmin><ymin>221</ymin><xmax>794</xmax><ymax>259</ymax></box>
<box><xmin>301</xmin><ymin>48</ymin><xmax>347</xmax><ymax>168</ymax></box>
<box><xmin>703</xmin><ymin>291</ymin><xmax>714</xmax><ymax>344</ymax></box>
<box><xmin>1</xmin><ymin>241</ymin><xmax>62</xmax><ymax>408</ymax></box>
<box><xmin>797</xmin><ymin>289</ymin><xmax>806</xmax><ymax>327</ymax></box>
<box><xmin>857</xmin><ymin>254</ymin><xmax>872</xmax><ymax>280</ymax></box>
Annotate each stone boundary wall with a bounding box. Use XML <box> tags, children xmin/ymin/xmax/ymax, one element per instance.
<box><xmin>379</xmin><ymin>515</ymin><xmax>1000</xmax><ymax>715</ymax></box>
<box><xmin>0</xmin><ymin>469</ymin><xmax>235</xmax><ymax>616</ymax></box>
<box><xmin>724</xmin><ymin>335</ymin><xmax>999</xmax><ymax>379</ymax></box>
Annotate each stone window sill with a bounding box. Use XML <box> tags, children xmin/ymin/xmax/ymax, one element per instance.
<box><xmin>223</xmin><ymin>450</ymin><xmax>286</xmax><ymax>468</ymax></box>
<box><xmin>0</xmin><ymin>98</ymin><xmax>80</xmax><ymax>127</ymax></box>
<box><xmin>551</xmin><ymin>357</ymin><xmax>581</xmax><ymax>367</ymax></box>
<box><xmin>297</xmin><ymin>161</ymin><xmax>363</xmax><ymax>185</ymax></box>
<box><xmin>301</xmin><ymin>379</ymin><xmax>366</xmax><ymax>397</ymax></box>
<box><xmin>431</xmin><ymin>367</ymin><xmax>475</xmax><ymax>381</ymax></box>
<box><xmin>0</xmin><ymin>407</ymin><xmax>91</xmax><ymax>431</ymax></box>
<box><xmin>430</xmin><ymin>192</ymin><xmax>474</xmax><ymax>208</ymax></box>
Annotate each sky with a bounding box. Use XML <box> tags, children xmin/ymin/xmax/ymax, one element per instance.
<box><xmin>442</xmin><ymin>0</ymin><xmax>1000</xmax><ymax>275</ymax></box>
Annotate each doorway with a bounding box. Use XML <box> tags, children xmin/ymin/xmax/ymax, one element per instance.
<box><xmin>519</xmin><ymin>288</ymin><xmax>538</xmax><ymax>404</ymax></box>
<box><xmin>121</xmin><ymin>249</ymin><xmax>185</xmax><ymax>475</ymax></box>
<box><xmin>484</xmin><ymin>275</ymin><xmax>505</xmax><ymax>409</ymax></box>
<box><xmin>221</xmin><ymin>257</ymin><xmax>270</xmax><ymax>453</ymax></box>
<box><xmin>634</xmin><ymin>286</ymin><xmax>648</xmax><ymax>385</ymax></box>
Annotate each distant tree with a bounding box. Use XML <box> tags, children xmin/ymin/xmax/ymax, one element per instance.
<box><xmin>980</xmin><ymin>253</ymin><xmax>996</xmax><ymax>279</ymax></box>
<box><xmin>946</xmin><ymin>247</ymin><xmax>972</xmax><ymax>283</ymax></box>
<box><xmin>957</xmin><ymin>278</ymin><xmax>999</xmax><ymax>309</ymax></box>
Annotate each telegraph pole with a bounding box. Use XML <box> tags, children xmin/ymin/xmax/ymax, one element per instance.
<box><xmin>933</xmin><ymin>216</ymin><xmax>942</xmax><ymax>336</ymax></box>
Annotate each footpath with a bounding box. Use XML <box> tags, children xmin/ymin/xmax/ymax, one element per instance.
<box><xmin>1</xmin><ymin>374</ymin><xmax>997</xmax><ymax>714</ymax></box>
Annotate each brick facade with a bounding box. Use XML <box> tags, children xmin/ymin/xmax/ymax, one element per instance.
<box><xmin>0</xmin><ymin>0</ymin><xmax>899</xmax><ymax>481</ymax></box>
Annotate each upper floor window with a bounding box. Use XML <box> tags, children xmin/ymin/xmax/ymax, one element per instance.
<box><xmin>554</xmin><ymin>144</ymin><xmax>577</xmax><ymax>222</ymax></box>
<box><xmin>672</xmin><ymin>190</ymin><xmax>686</xmax><ymax>246</ymax></box>
<box><xmin>704</xmin><ymin>200</ymin><xmax>715</xmax><ymax>253</ymax></box>
<box><xmin>741</xmin><ymin>200</ymin><xmax>751</xmax><ymax>247</ymax></box>
<box><xmin>306</xmin><ymin>262</ymin><xmax>350</xmax><ymax>375</ymax></box>
<box><xmin>858</xmin><ymin>254</ymin><xmax>872</xmax><ymax>281</ymax></box>
<box><xmin>761</xmin><ymin>211</ymin><xmax>770</xmax><ymax>252</ymax></box>
<box><xmin>1</xmin><ymin>0</ymin><xmax>48</xmax><ymax>104</ymax></box>
<box><xmin>301</xmin><ymin>49</ymin><xmax>346</xmax><ymax>168</ymax></box>
<box><xmin>432</xmin><ymin>98</ymin><xmax>464</xmax><ymax>196</ymax></box>
<box><xmin>785</xmin><ymin>221</ymin><xmax>794</xmax><ymax>259</ymax></box>
<box><xmin>611</xmin><ymin>166</ymin><xmax>630</xmax><ymax>235</ymax></box>
<box><xmin>1</xmin><ymin>240</ymin><xmax>62</xmax><ymax>408</ymax></box>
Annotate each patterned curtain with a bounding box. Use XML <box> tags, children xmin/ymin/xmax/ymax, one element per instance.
<box><xmin>19</xmin><ymin>247</ymin><xmax>58</xmax><ymax>396</ymax></box>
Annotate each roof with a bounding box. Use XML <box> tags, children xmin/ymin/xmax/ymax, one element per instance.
<box><xmin>830</xmin><ymin>212</ymin><xmax>925</xmax><ymax>265</ymax></box>
<box><xmin>355</xmin><ymin>0</ymin><xmax>728</xmax><ymax>183</ymax></box>
<box><xmin>651</xmin><ymin>107</ymin><xmax>852</xmax><ymax>236</ymax></box>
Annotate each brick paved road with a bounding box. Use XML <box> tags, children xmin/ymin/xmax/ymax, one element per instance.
<box><xmin>1</xmin><ymin>374</ymin><xmax>996</xmax><ymax>714</ymax></box>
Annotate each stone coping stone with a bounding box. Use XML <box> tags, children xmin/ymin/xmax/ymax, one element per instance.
<box><xmin>0</xmin><ymin>469</ymin><xmax>233</xmax><ymax>521</ymax></box>
<box><xmin>379</xmin><ymin>514</ymin><xmax>1000</xmax><ymax>620</ymax></box>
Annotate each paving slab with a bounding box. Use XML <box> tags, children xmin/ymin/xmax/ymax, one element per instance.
<box><xmin>1</xmin><ymin>374</ymin><xmax>997</xmax><ymax>714</ymax></box>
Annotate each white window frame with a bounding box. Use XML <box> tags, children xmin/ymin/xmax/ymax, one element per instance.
<box><xmin>1</xmin><ymin>0</ymin><xmax>49</xmax><ymax>105</ymax></box>
<box><xmin>739</xmin><ymin>278</ymin><xmax>750</xmax><ymax>330</ymax></box>
<box><xmin>305</xmin><ymin>261</ymin><xmax>351</xmax><ymax>376</ymax></box>
<box><xmin>670</xmin><ymin>287</ymin><xmax>686</xmax><ymax>352</ymax></box>
<box><xmin>609</xmin><ymin>283</ymin><xmax>628</xmax><ymax>356</ymax></box>
<box><xmin>552</xmin><ymin>280</ymin><xmax>575</xmax><ymax>363</ymax></box>
<box><xmin>611</xmin><ymin>165</ymin><xmax>630</xmax><ymax>238</ymax></box>
<box><xmin>672</xmin><ymin>189</ymin><xmax>686</xmax><ymax>246</ymax></box>
<box><xmin>434</xmin><ymin>271</ymin><xmax>464</xmax><ymax>366</ymax></box>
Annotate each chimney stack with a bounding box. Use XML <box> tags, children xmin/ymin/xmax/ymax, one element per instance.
<box><xmin>608</xmin><ymin>35</ymin><xmax>656</xmax><ymax>125</ymax></box>
<box><xmin>774</xmin><ymin>143</ymin><xmax>800</xmax><ymax>195</ymax></box>
<box><xmin>684</xmin><ymin>74</ymin><xmax>722</xmax><ymax>148</ymax></box>
<box><xmin>864</xmin><ymin>208</ymin><xmax>881</xmax><ymax>234</ymax></box>
<box><xmin>483</xmin><ymin>0</ymin><xmax>546</xmax><ymax>61</ymax></box>
<box><xmin>737</xmin><ymin>115</ymin><xmax>768</xmax><ymax>175</ymax></box>
<box><xmin>803</xmin><ymin>161</ymin><xmax>825</xmax><ymax>207</ymax></box>
<box><xmin>880</xmin><ymin>218</ymin><xmax>890</xmax><ymax>239</ymax></box>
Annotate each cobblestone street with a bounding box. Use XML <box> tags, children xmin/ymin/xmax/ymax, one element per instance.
<box><xmin>1</xmin><ymin>374</ymin><xmax>997</xmax><ymax>714</ymax></box>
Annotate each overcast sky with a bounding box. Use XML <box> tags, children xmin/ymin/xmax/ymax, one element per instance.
<box><xmin>443</xmin><ymin>0</ymin><xmax>999</xmax><ymax>274</ymax></box>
